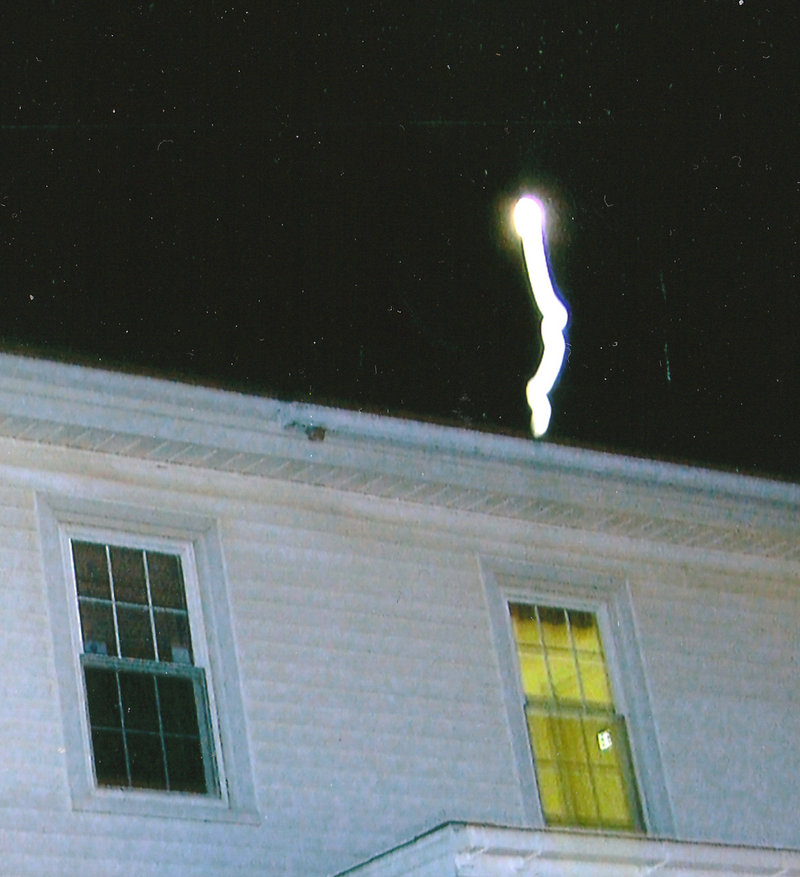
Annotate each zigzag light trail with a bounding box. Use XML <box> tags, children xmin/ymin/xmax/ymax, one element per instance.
<box><xmin>513</xmin><ymin>196</ymin><xmax>569</xmax><ymax>438</ymax></box>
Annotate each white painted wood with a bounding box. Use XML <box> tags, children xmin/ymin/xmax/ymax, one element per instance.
<box><xmin>334</xmin><ymin>823</ymin><xmax>800</xmax><ymax>876</ymax></box>
<box><xmin>0</xmin><ymin>353</ymin><xmax>796</xmax><ymax>874</ymax></box>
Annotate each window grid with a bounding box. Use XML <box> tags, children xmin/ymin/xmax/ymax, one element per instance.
<box><xmin>106</xmin><ymin>547</ymin><xmax>121</xmax><ymax>658</ymax></box>
<box><xmin>75</xmin><ymin>542</ymin><xmax>194</xmax><ymax>666</ymax></box>
<box><xmin>82</xmin><ymin>657</ymin><xmax>215</xmax><ymax>794</ymax></box>
<box><xmin>72</xmin><ymin>540</ymin><xmax>215</xmax><ymax>796</ymax></box>
<box><xmin>510</xmin><ymin>602</ymin><xmax>642</xmax><ymax>831</ymax></box>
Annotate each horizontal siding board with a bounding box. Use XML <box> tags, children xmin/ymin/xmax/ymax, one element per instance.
<box><xmin>247</xmin><ymin>698</ymin><xmax>507</xmax><ymax>738</ymax></box>
<box><xmin>236</xmin><ymin>611</ymin><xmax>493</xmax><ymax>662</ymax></box>
<box><xmin>627</xmin><ymin>572</ymin><xmax>800</xmax><ymax>847</ymax></box>
<box><xmin>654</xmin><ymin>695</ymin><xmax>800</xmax><ymax>846</ymax></box>
<box><xmin>231</xmin><ymin>565</ymin><xmax>485</xmax><ymax>612</ymax></box>
<box><xmin>239</xmin><ymin>637</ymin><xmax>499</xmax><ymax>689</ymax></box>
<box><xmin>232</xmin><ymin>574</ymin><xmax>482</xmax><ymax>622</ymax></box>
<box><xmin>635</xmin><ymin>584</ymin><xmax>800</xmax><ymax>627</ymax></box>
<box><xmin>226</xmin><ymin>550</ymin><xmax>484</xmax><ymax>610</ymax></box>
<box><xmin>234</xmin><ymin>586</ymin><xmax>484</xmax><ymax>629</ymax></box>
<box><xmin>631</xmin><ymin>578</ymin><xmax>800</xmax><ymax>703</ymax></box>
<box><xmin>0</xmin><ymin>526</ymin><xmax>39</xmax><ymax>553</ymax></box>
<box><xmin>0</xmin><ymin>835</ymin><xmax>271</xmax><ymax>876</ymax></box>
<box><xmin>249</xmin><ymin>717</ymin><xmax>510</xmax><ymax>770</ymax></box>
<box><xmin>255</xmin><ymin>752</ymin><xmax>516</xmax><ymax>793</ymax></box>
<box><xmin>222</xmin><ymin>527</ymin><xmax>479</xmax><ymax>574</ymax></box>
<box><xmin>644</xmin><ymin>652</ymin><xmax>800</xmax><ymax>702</ymax></box>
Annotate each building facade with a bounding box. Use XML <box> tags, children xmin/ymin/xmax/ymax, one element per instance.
<box><xmin>0</xmin><ymin>353</ymin><xmax>798</xmax><ymax>875</ymax></box>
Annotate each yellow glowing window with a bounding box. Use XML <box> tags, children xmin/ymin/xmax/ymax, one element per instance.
<box><xmin>509</xmin><ymin>603</ymin><xmax>643</xmax><ymax>830</ymax></box>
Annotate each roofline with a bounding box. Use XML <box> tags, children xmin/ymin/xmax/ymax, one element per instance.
<box><xmin>0</xmin><ymin>351</ymin><xmax>795</xmax><ymax>506</ymax></box>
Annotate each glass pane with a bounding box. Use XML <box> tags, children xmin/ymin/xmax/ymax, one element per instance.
<box><xmin>147</xmin><ymin>552</ymin><xmax>186</xmax><ymax>610</ymax></box>
<box><xmin>73</xmin><ymin>541</ymin><xmax>110</xmax><ymax>599</ymax></box>
<box><xmin>565</xmin><ymin>767</ymin><xmax>599</xmax><ymax>823</ymax></box>
<box><xmin>154</xmin><ymin>609</ymin><xmax>194</xmax><ymax>664</ymax></box>
<box><xmin>165</xmin><ymin>736</ymin><xmax>207</xmax><ymax>793</ymax></box>
<box><xmin>158</xmin><ymin>675</ymin><xmax>201</xmax><ymax>737</ymax></box>
<box><xmin>584</xmin><ymin>716</ymin><xmax>641</xmax><ymax>829</ymax></box>
<box><xmin>79</xmin><ymin>599</ymin><xmax>117</xmax><ymax>657</ymax></box>
<box><xmin>84</xmin><ymin>666</ymin><xmax>122</xmax><ymax>729</ymax></box>
<box><xmin>118</xmin><ymin>672</ymin><xmax>159</xmax><ymax>732</ymax></box>
<box><xmin>117</xmin><ymin>606</ymin><xmax>155</xmax><ymax>660</ymax></box>
<box><xmin>509</xmin><ymin>604</ymin><xmax>540</xmax><ymax>645</ymax></box>
<box><xmin>577</xmin><ymin>655</ymin><xmax>612</xmax><ymax>705</ymax></box>
<box><xmin>539</xmin><ymin>606</ymin><xmax>569</xmax><ymax>648</ymax></box>
<box><xmin>594</xmin><ymin>768</ymin><xmax>635</xmax><ymax>828</ymax></box>
<box><xmin>127</xmin><ymin>731</ymin><xmax>167</xmax><ymax>789</ymax></box>
<box><xmin>110</xmin><ymin>546</ymin><xmax>148</xmax><ymax>604</ymax></box>
<box><xmin>527</xmin><ymin>710</ymin><xmax>558</xmax><ymax>761</ymax></box>
<box><xmin>550</xmin><ymin>716</ymin><xmax>587</xmax><ymax>768</ymax></box>
<box><xmin>534</xmin><ymin>763</ymin><xmax>568</xmax><ymax>823</ymax></box>
<box><xmin>518</xmin><ymin>649</ymin><xmax>550</xmax><ymax>699</ymax></box>
<box><xmin>569</xmin><ymin>610</ymin><xmax>602</xmax><ymax>654</ymax></box>
<box><xmin>91</xmin><ymin>728</ymin><xmax>128</xmax><ymax>787</ymax></box>
<box><xmin>548</xmin><ymin>652</ymin><xmax>581</xmax><ymax>701</ymax></box>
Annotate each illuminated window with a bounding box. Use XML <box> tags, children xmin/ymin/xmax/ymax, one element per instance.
<box><xmin>509</xmin><ymin>603</ymin><xmax>643</xmax><ymax>830</ymax></box>
<box><xmin>72</xmin><ymin>540</ymin><xmax>218</xmax><ymax>795</ymax></box>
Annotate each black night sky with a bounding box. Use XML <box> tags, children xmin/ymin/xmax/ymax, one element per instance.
<box><xmin>3</xmin><ymin>4</ymin><xmax>798</xmax><ymax>479</ymax></box>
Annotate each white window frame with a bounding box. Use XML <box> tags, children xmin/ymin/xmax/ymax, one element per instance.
<box><xmin>37</xmin><ymin>494</ymin><xmax>259</xmax><ymax>823</ymax></box>
<box><xmin>481</xmin><ymin>557</ymin><xmax>674</xmax><ymax>835</ymax></box>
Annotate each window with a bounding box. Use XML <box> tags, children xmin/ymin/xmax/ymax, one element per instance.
<box><xmin>481</xmin><ymin>560</ymin><xmax>674</xmax><ymax>835</ymax></box>
<box><xmin>38</xmin><ymin>494</ymin><xmax>259</xmax><ymax>822</ymax></box>
<box><xmin>72</xmin><ymin>540</ymin><xmax>217</xmax><ymax>795</ymax></box>
<box><xmin>509</xmin><ymin>602</ymin><xmax>642</xmax><ymax>830</ymax></box>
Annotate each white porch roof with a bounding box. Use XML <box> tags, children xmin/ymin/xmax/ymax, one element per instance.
<box><xmin>335</xmin><ymin>822</ymin><xmax>800</xmax><ymax>876</ymax></box>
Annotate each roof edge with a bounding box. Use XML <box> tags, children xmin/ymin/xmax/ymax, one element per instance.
<box><xmin>0</xmin><ymin>352</ymin><xmax>796</xmax><ymax>506</ymax></box>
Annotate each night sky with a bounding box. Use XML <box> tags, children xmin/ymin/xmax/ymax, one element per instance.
<box><xmin>3</xmin><ymin>4</ymin><xmax>798</xmax><ymax>480</ymax></box>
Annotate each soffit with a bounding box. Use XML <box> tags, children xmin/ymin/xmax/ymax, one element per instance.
<box><xmin>0</xmin><ymin>354</ymin><xmax>797</xmax><ymax>566</ymax></box>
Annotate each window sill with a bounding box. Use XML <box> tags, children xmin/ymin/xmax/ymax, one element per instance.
<box><xmin>72</xmin><ymin>786</ymin><xmax>261</xmax><ymax>824</ymax></box>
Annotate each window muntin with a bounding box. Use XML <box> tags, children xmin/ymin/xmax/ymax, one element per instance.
<box><xmin>509</xmin><ymin>603</ymin><xmax>643</xmax><ymax>830</ymax></box>
<box><xmin>72</xmin><ymin>540</ymin><xmax>218</xmax><ymax>796</ymax></box>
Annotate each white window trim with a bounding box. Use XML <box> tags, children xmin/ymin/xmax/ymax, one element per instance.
<box><xmin>480</xmin><ymin>557</ymin><xmax>675</xmax><ymax>836</ymax></box>
<box><xmin>37</xmin><ymin>493</ymin><xmax>259</xmax><ymax>823</ymax></box>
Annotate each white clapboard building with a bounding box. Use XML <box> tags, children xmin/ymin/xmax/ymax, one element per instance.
<box><xmin>0</xmin><ymin>352</ymin><xmax>798</xmax><ymax>876</ymax></box>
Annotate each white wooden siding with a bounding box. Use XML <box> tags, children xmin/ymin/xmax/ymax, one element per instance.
<box><xmin>0</xmin><ymin>418</ymin><xmax>796</xmax><ymax>874</ymax></box>
<box><xmin>630</xmin><ymin>567</ymin><xmax>800</xmax><ymax>848</ymax></box>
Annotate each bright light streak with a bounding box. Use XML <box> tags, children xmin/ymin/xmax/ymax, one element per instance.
<box><xmin>513</xmin><ymin>196</ymin><xmax>568</xmax><ymax>438</ymax></box>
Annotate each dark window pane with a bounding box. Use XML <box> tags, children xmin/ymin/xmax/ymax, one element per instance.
<box><xmin>74</xmin><ymin>541</ymin><xmax>215</xmax><ymax>797</ymax></box>
<box><xmin>165</xmin><ymin>735</ymin><xmax>207</xmax><ymax>793</ymax></box>
<box><xmin>73</xmin><ymin>541</ymin><xmax>110</xmax><ymax>599</ymax></box>
<box><xmin>85</xmin><ymin>666</ymin><xmax>122</xmax><ymax>729</ymax></box>
<box><xmin>539</xmin><ymin>606</ymin><xmax>569</xmax><ymax>649</ymax></box>
<box><xmin>158</xmin><ymin>675</ymin><xmax>201</xmax><ymax>737</ymax></box>
<box><xmin>110</xmin><ymin>546</ymin><xmax>148</xmax><ymax>604</ymax></box>
<box><xmin>568</xmin><ymin>609</ymin><xmax>594</xmax><ymax>631</ymax></box>
<box><xmin>92</xmin><ymin>729</ymin><xmax>128</xmax><ymax>787</ymax></box>
<box><xmin>538</xmin><ymin>605</ymin><xmax>567</xmax><ymax>629</ymax></box>
<box><xmin>154</xmin><ymin>609</ymin><xmax>193</xmax><ymax>664</ymax></box>
<box><xmin>79</xmin><ymin>599</ymin><xmax>117</xmax><ymax>657</ymax></box>
<box><xmin>117</xmin><ymin>606</ymin><xmax>155</xmax><ymax>660</ymax></box>
<box><xmin>118</xmin><ymin>672</ymin><xmax>159</xmax><ymax>732</ymax></box>
<box><xmin>147</xmin><ymin>552</ymin><xmax>186</xmax><ymax>610</ymax></box>
<box><xmin>127</xmin><ymin>731</ymin><xmax>167</xmax><ymax>790</ymax></box>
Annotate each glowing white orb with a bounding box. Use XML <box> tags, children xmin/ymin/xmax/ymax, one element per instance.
<box><xmin>513</xmin><ymin>196</ymin><xmax>544</xmax><ymax>239</ymax></box>
<box><xmin>513</xmin><ymin>195</ymin><xmax>569</xmax><ymax>438</ymax></box>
